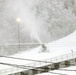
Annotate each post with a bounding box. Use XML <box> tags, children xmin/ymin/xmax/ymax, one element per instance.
<box><xmin>18</xmin><ymin>23</ymin><xmax>20</xmax><ymax>51</ymax></box>
<box><xmin>71</xmin><ymin>49</ymin><xmax>73</xmax><ymax>58</ymax></box>
<box><xmin>16</xmin><ymin>18</ymin><xmax>21</xmax><ymax>51</ymax></box>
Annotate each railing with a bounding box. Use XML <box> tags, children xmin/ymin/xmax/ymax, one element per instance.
<box><xmin>26</xmin><ymin>52</ymin><xmax>76</xmax><ymax>67</ymax></box>
<box><xmin>0</xmin><ymin>51</ymin><xmax>76</xmax><ymax>75</ymax></box>
<box><xmin>0</xmin><ymin>43</ymin><xmax>40</xmax><ymax>55</ymax></box>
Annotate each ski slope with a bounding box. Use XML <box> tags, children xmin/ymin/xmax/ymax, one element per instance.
<box><xmin>0</xmin><ymin>30</ymin><xmax>76</xmax><ymax>74</ymax></box>
<box><xmin>12</xmin><ymin>30</ymin><xmax>76</xmax><ymax>59</ymax></box>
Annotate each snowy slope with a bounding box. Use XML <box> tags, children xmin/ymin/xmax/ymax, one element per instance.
<box><xmin>12</xmin><ymin>30</ymin><xmax>76</xmax><ymax>59</ymax></box>
<box><xmin>47</xmin><ymin>30</ymin><xmax>76</xmax><ymax>46</ymax></box>
<box><xmin>46</xmin><ymin>30</ymin><xmax>76</xmax><ymax>56</ymax></box>
<box><xmin>0</xmin><ymin>30</ymin><xmax>76</xmax><ymax>74</ymax></box>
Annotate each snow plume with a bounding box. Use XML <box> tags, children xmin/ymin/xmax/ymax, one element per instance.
<box><xmin>12</xmin><ymin>0</ymin><xmax>42</xmax><ymax>44</ymax></box>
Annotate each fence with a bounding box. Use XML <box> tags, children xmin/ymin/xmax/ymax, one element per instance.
<box><xmin>0</xmin><ymin>43</ymin><xmax>40</xmax><ymax>55</ymax></box>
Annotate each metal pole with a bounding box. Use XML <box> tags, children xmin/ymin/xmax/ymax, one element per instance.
<box><xmin>16</xmin><ymin>18</ymin><xmax>21</xmax><ymax>51</ymax></box>
<box><xmin>18</xmin><ymin>23</ymin><xmax>20</xmax><ymax>51</ymax></box>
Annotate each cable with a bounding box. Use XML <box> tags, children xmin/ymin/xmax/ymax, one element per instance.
<box><xmin>0</xmin><ymin>62</ymin><xmax>67</xmax><ymax>75</ymax></box>
<box><xmin>0</xmin><ymin>62</ymin><xmax>34</xmax><ymax>69</ymax></box>
<box><xmin>1</xmin><ymin>54</ymin><xmax>75</xmax><ymax>65</ymax></box>
<box><xmin>0</xmin><ymin>55</ymin><xmax>53</xmax><ymax>64</ymax></box>
<box><xmin>0</xmin><ymin>43</ymin><xmax>41</xmax><ymax>45</ymax></box>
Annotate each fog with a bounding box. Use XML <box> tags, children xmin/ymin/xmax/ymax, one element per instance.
<box><xmin>0</xmin><ymin>0</ymin><xmax>76</xmax><ymax>55</ymax></box>
<box><xmin>0</xmin><ymin>0</ymin><xmax>51</xmax><ymax>44</ymax></box>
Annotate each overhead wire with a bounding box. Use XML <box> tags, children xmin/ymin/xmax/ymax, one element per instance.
<box><xmin>0</xmin><ymin>55</ymin><xmax>53</xmax><ymax>64</ymax></box>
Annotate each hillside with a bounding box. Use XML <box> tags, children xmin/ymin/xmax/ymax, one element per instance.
<box><xmin>13</xmin><ymin>30</ymin><xmax>76</xmax><ymax>59</ymax></box>
<box><xmin>0</xmin><ymin>0</ymin><xmax>76</xmax><ymax>55</ymax></box>
<box><xmin>0</xmin><ymin>0</ymin><xmax>76</xmax><ymax>44</ymax></box>
<box><xmin>0</xmin><ymin>30</ymin><xmax>76</xmax><ymax>74</ymax></box>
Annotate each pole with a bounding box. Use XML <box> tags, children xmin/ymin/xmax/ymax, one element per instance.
<box><xmin>18</xmin><ymin>23</ymin><xmax>20</xmax><ymax>51</ymax></box>
<box><xmin>16</xmin><ymin>18</ymin><xmax>21</xmax><ymax>51</ymax></box>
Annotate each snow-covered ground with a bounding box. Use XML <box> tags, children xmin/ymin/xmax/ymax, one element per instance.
<box><xmin>0</xmin><ymin>30</ymin><xmax>76</xmax><ymax>74</ymax></box>
<box><xmin>35</xmin><ymin>66</ymin><xmax>76</xmax><ymax>75</ymax></box>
